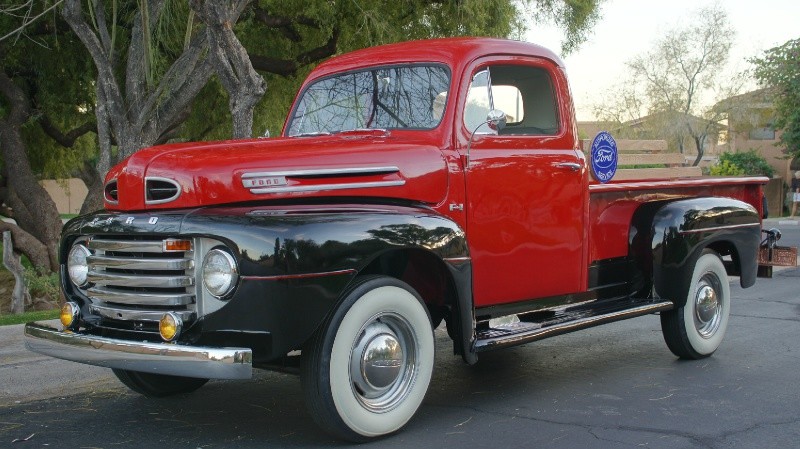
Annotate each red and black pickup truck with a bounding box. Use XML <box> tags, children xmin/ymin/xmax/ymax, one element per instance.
<box><xmin>25</xmin><ymin>37</ymin><xmax>789</xmax><ymax>441</ymax></box>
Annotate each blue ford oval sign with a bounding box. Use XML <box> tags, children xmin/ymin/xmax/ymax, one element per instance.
<box><xmin>590</xmin><ymin>131</ymin><xmax>618</xmax><ymax>183</ymax></box>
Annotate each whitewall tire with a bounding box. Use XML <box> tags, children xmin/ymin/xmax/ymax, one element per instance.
<box><xmin>301</xmin><ymin>276</ymin><xmax>435</xmax><ymax>442</ymax></box>
<box><xmin>661</xmin><ymin>250</ymin><xmax>731</xmax><ymax>359</ymax></box>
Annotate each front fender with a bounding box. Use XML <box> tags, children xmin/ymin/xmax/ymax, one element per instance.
<box><xmin>180</xmin><ymin>204</ymin><xmax>469</xmax><ymax>360</ymax></box>
<box><xmin>649</xmin><ymin>198</ymin><xmax>760</xmax><ymax>307</ymax></box>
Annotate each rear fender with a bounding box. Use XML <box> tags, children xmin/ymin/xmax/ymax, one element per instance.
<box><xmin>643</xmin><ymin>198</ymin><xmax>760</xmax><ymax>307</ymax></box>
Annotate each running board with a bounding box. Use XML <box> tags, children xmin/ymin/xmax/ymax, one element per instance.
<box><xmin>474</xmin><ymin>299</ymin><xmax>674</xmax><ymax>352</ymax></box>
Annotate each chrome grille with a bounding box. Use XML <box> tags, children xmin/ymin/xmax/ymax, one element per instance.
<box><xmin>83</xmin><ymin>237</ymin><xmax>196</xmax><ymax>328</ymax></box>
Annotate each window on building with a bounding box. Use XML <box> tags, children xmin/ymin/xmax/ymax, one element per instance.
<box><xmin>748</xmin><ymin>126</ymin><xmax>776</xmax><ymax>140</ymax></box>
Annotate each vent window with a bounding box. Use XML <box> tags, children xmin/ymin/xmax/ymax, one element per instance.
<box><xmin>145</xmin><ymin>178</ymin><xmax>181</xmax><ymax>204</ymax></box>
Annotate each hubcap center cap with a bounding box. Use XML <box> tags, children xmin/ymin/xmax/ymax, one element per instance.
<box><xmin>696</xmin><ymin>285</ymin><xmax>718</xmax><ymax>323</ymax></box>
<box><xmin>361</xmin><ymin>333</ymin><xmax>403</xmax><ymax>389</ymax></box>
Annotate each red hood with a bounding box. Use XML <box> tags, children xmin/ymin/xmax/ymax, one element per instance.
<box><xmin>105</xmin><ymin>134</ymin><xmax>449</xmax><ymax>211</ymax></box>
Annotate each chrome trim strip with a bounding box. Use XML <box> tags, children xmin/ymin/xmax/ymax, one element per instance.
<box><xmin>249</xmin><ymin>180</ymin><xmax>405</xmax><ymax>194</ymax></box>
<box><xmin>678</xmin><ymin>223</ymin><xmax>761</xmax><ymax>234</ymax></box>
<box><xmin>87</xmin><ymin>287</ymin><xmax>194</xmax><ymax>306</ymax></box>
<box><xmin>588</xmin><ymin>176</ymin><xmax>769</xmax><ymax>193</ymax></box>
<box><xmin>90</xmin><ymin>304</ymin><xmax>195</xmax><ymax>322</ymax></box>
<box><xmin>87</xmin><ymin>271</ymin><xmax>194</xmax><ymax>288</ymax></box>
<box><xmin>241</xmin><ymin>268</ymin><xmax>357</xmax><ymax>281</ymax></box>
<box><xmin>442</xmin><ymin>257</ymin><xmax>471</xmax><ymax>263</ymax></box>
<box><xmin>88</xmin><ymin>255</ymin><xmax>194</xmax><ymax>270</ymax></box>
<box><xmin>24</xmin><ymin>321</ymin><xmax>252</xmax><ymax>380</ymax></box>
<box><xmin>88</xmin><ymin>240</ymin><xmax>166</xmax><ymax>253</ymax></box>
<box><xmin>242</xmin><ymin>166</ymin><xmax>400</xmax><ymax>179</ymax></box>
<box><xmin>144</xmin><ymin>177</ymin><xmax>182</xmax><ymax>205</ymax></box>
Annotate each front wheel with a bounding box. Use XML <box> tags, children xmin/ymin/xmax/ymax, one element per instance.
<box><xmin>301</xmin><ymin>276</ymin><xmax>435</xmax><ymax>442</ymax></box>
<box><xmin>660</xmin><ymin>250</ymin><xmax>731</xmax><ymax>359</ymax></box>
<box><xmin>112</xmin><ymin>369</ymin><xmax>209</xmax><ymax>397</ymax></box>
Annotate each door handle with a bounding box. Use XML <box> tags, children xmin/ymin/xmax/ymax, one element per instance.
<box><xmin>554</xmin><ymin>162</ymin><xmax>581</xmax><ymax>172</ymax></box>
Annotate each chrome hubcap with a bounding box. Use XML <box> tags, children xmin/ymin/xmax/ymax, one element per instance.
<box><xmin>350</xmin><ymin>314</ymin><xmax>416</xmax><ymax>412</ymax></box>
<box><xmin>694</xmin><ymin>273</ymin><xmax>722</xmax><ymax>338</ymax></box>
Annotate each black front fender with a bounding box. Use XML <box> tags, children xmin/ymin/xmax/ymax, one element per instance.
<box><xmin>180</xmin><ymin>204</ymin><xmax>469</xmax><ymax>360</ymax></box>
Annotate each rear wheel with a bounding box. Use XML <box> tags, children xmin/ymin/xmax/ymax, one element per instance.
<box><xmin>660</xmin><ymin>250</ymin><xmax>731</xmax><ymax>359</ymax></box>
<box><xmin>112</xmin><ymin>369</ymin><xmax>209</xmax><ymax>397</ymax></box>
<box><xmin>301</xmin><ymin>276</ymin><xmax>434</xmax><ymax>442</ymax></box>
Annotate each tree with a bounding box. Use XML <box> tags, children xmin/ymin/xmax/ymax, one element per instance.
<box><xmin>751</xmin><ymin>38</ymin><xmax>800</xmax><ymax>159</ymax></box>
<box><xmin>0</xmin><ymin>1</ymin><xmax>98</xmax><ymax>272</ymax></box>
<box><xmin>594</xmin><ymin>5</ymin><xmax>742</xmax><ymax>166</ymax></box>
<box><xmin>61</xmin><ymin>0</ymin><xmax>221</xmax><ymax>212</ymax></box>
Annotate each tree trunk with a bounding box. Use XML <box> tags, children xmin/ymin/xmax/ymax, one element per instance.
<box><xmin>692</xmin><ymin>135</ymin><xmax>705</xmax><ymax>167</ymax></box>
<box><xmin>191</xmin><ymin>0</ymin><xmax>266</xmax><ymax>139</ymax></box>
<box><xmin>0</xmin><ymin>71</ymin><xmax>62</xmax><ymax>272</ymax></box>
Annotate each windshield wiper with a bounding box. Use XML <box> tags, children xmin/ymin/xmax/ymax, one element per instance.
<box><xmin>337</xmin><ymin>128</ymin><xmax>390</xmax><ymax>137</ymax></box>
<box><xmin>291</xmin><ymin>131</ymin><xmax>333</xmax><ymax>137</ymax></box>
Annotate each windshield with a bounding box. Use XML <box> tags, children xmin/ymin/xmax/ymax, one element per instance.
<box><xmin>286</xmin><ymin>64</ymin><xmax>450</xmax><ymax>136</ymax></box>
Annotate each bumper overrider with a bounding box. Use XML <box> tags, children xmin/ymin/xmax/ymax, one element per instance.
<box><xmin>24</xmin><ymin>321</ymin><xmax>252</xmax><ymax>379</ymax></box>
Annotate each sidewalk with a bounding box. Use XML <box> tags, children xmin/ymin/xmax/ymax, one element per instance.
<box><xmin>764</xmin><ymin>217</ymin><xmax>799</xmax><ymax>226</ymax></box>
<box><xmin>0</xmin><ymin>321</ymin><xmax>116</xmax><ymax>406</ymax></box>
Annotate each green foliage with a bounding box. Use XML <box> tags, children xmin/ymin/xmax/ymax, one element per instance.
<box><xmin>1</xmin><ymin>2</ymin><xmax>98</xmax><ymax>179</ymax></box>
<box><xmin>709</xmin><ymin>159</ymin><xmax>745</xmax><ymax>176</ymax></box>
<box><xmin>751</xmin><ymin>38</ymin><xmax>800</xmax><ymax>158</ymax></box>
<box><xmin>710</xmin><ymin>150</ymin><xmax>774</xmax><ymax>177</ymax></box>
<box><xmin>24</xmin><ymin>266</ymin><xmax>61</xmax><ymax>302</ymax></box>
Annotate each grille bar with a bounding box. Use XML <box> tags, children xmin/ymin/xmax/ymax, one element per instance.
<box><xmin>87</xmin><ymin>287</ymin><xmax>194</xmax><ymax>306</ymax></box>
<box><xmin>87</xmin><ymin>271</ymin><xmax>194</xmax><ymax>288</ymax></box>
<box><xmin>88</xmin><ymin>255</ymin><xmax>194</xmax><ymax>270</ymax></box>
<box><xmin>88</xmin><ymin>239</ymin><xmax>166</xmax><ymax>253</ymax></box>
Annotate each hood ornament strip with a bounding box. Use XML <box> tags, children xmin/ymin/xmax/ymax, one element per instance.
<box><xmin>249</xmin><ymin>180</ymin><xmax>405</xmax><ymax>195</ymax></box>
<box><xmin>242</xmin><ymin>166</ymin><xmax>403</xmax><ymax>194</ymax></box>
<box><xmin>242</xmin><ymin>166</ymin><xmax>400</xmax><ymax>179</ymax></box>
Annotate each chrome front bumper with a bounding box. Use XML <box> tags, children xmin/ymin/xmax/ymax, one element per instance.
<box><xmin>24</xmin><ymin>321</ymin><xmax>252</xmax><ymax>380</ymax></box>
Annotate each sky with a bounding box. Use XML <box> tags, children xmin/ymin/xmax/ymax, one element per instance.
<box><xmin>525</xmin><ymin>0</ymin><xmax>800</xmax><ymax>121</ymax></box>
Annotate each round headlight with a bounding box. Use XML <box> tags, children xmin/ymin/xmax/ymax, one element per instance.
<box><xmin>202</xmin><ymin>248</ymin><xmax>238</xmax><ymax>298</ymax></box>
<box><xmin>67</xmin><ymin>244</ymin><xmax>91</xmax><ymax>287</ymax></box>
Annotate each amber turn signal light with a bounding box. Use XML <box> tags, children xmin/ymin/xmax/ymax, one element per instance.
<box><xmin>159</xmin><ymin>312</ymin><xmax>182</xmax><ymax>342</ymax></box>
<box><xmin>164</xmin><ymin>239</ymin><xmax>192</xmax><ymax>252</ymax></box>
<box><xmin>60</xmin><ymin>302</ymin><xmax>79</xmax><ymax>329</ymax></box>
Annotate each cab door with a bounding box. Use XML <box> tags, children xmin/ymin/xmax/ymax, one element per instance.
<box><xmin>459</xmin><ymin>57</ymin><xmax>586</xmax><ymax>307</ymax></box>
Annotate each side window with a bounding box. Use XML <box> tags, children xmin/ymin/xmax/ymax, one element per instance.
<box><xmin>464</xmin><ymin>70</ymin><xmax>493</xmax><ymax>133</ymax></box>
<box><xmin>463</xmin><ymin>64</ymin><xmax>559</xmax><ymax>136</ymax></box>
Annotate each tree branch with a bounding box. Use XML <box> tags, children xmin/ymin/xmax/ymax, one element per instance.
<box><xmin>249</xmin><ymin>28</ymin><xmax>339</xmax><ymax>76</ymax></box>
<box><xmin>62</xmin><ymin>0</ymin><xmax>127</xmax><ymax>129</ymax></box>
<box><xmin>37</xmin><ymin>115</ymin><xmax>96</xmax><ymax>147</ymax></box>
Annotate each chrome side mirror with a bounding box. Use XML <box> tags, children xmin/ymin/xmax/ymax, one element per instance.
<box><xmin>486</xmin><ymin>109</ymin><xmax>507</xmax><ymax>131</ymax></box>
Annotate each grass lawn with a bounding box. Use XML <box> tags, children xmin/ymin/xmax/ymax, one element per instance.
<box><xmin>0</xmin><ymin>309</ymin><xmax>59</xmax><ymax>326</ymax></box>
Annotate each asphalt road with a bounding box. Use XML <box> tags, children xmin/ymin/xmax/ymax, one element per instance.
<box><xmin>1</xmin><ymin>220</ymin><xmax>798</xmax><ymax>448</ymax></box>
